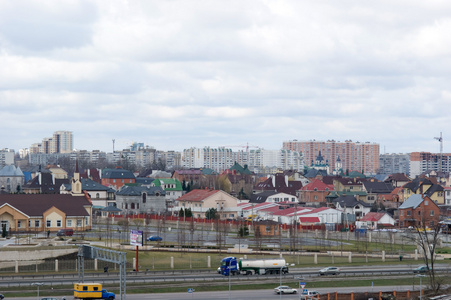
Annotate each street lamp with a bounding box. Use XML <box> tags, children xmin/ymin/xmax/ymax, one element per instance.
<box><xmin>31</xmin><ymin>282</ymin><xmax>44</xmax><ymax>299</ymax></box>
<box><xmin>279</xmin><ymin>263</ymin><xmax>294</xmax><ymax>300</ymax></box>
<box><xmin>416</xmin><ymin>274</ymin><xmax>426</xmax><ymax>299</ymax></box>
<box><xmin>228</xmin><ymin>266</ymin><xmax>232</xmax><ymax>300</ymax></box>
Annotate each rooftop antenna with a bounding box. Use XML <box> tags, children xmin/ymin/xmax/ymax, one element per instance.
<box><xmin>434</xmin><ymin>132</ymin><xmax>443</xmax><ymax>172</ymax></box>
<box><xmin>112</xmin><ymin>139</ymin><xmax>115</xmax><ymax>153</ymax></box>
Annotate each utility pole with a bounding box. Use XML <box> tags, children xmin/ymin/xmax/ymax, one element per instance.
<box><xmin>112</xmin><ymin>139</ymin><xmax>115</xmax><ymax>153</ymax></box>
<box><xmin>434</xmin><ymin>132</ymin><xmax>443</xmax><ymax>172</ymax></box>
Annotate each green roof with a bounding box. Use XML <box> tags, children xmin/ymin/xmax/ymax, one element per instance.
<box><xmin>230</xmin><ymin>162</ymin><xmax>252</xmax><ymax>175</ymax></box>
<box><xmin>152</xmin><ymin>178</ymin><xmax>183</xmax><ymax>191</ymax></box>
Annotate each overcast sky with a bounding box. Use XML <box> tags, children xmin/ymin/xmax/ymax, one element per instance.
<box><xmin>1</xmin><ymin>0</ymin><xmax>450</xmax><ymax>154</ymax></box>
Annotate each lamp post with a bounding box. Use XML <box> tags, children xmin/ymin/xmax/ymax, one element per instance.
<box><xmin>279</xmin><ymin>263</ymin><xmax>294</xmax><ymax>300</ymax></box>
<box><xmin>31</xmin><ymin>282</ymin><xmax>44</xmax><ymax>299</ymax></box>
<box><xmin>416</xmin><ymin>274</ymin><xmax>426</xmax><ymax>299</ymax></box>
<box><xmin>228</xmin><ymin>266</ymin><xmax>231</xmax><ymax>300</ymax></box>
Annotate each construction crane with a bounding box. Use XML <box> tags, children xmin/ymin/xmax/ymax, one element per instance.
<box><xmin>434</xmin><ymin>132</ymin><xmax>443</xmax><ymax>172</ymax></box>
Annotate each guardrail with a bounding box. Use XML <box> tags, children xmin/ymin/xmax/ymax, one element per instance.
<box><xmin>0</xmin><ymin>267</ymin><xmax>449</xmax><ymax>288</ymax></box>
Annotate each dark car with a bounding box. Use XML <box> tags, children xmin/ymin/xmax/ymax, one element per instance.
<box><xmin>413</xmin><ymin>266</ymin><xmax>430</xmax><ymax>274</ymax></box>
<box><xmin>147</xmin><ymin>236</ymin><xmax>162</xmax><ymax>242</ymax></box>
<box><xmin>0</xmin><ymin>294</ymin><xmax>4</xmax><ymax>299</ymax></box>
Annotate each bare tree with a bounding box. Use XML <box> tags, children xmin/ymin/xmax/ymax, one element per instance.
<box><xmin>406</xmin><ymin>223</ymin><xmax>444</xmax><ymax>295</ymax></box>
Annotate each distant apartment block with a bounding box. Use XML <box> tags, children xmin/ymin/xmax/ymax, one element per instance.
<box><xmin>182</xmin><ymin>147</ymin><xmax>304</xmax><ymax>173</ymax></box>
<box><xmin>30</xmin><ymin>131</ymin><xmax>73</xmax><ymax>154</ymax></box>
<box><xmin>379</xmin><ymin>153</ymin><xmax>410</xmax><ymax>175</ymax></box>
<box><xmin>283</xmin><ymin>140</ymin><xmax>380</xmax><ymax>175</ymax></box>
<box><xmin>409</xmin><ymin>152</ymin><xmax>451</xmax><ymax>178</ymax></box>
<box><xmin>52</xmin><ymin>131</ymin><xmax>73</xmax><ymax>153</ymax></box>
<box><xmin>0</xmin><ymin>149</ymin><xmax>15</xmax><ymax>167</ymax></box>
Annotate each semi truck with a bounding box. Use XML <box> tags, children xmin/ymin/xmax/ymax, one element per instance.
<box><xmin>74</xmin><ymin>283</ymin><xmax>115</xmax><ymax>299</ymax></box>
<box><xmin>219</xmin><ymin>256</ymin><xmax>288</xmax><ymax>275</ymax></box>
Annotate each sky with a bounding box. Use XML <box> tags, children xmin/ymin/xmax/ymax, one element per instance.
<box><xmin>1</xmin><ymin>0</ymin><xmax>450</xmax><ymax>154</ymax></box>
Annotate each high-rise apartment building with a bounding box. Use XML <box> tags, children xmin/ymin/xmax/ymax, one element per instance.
<box><xmin>182</xmin><ymin>147</ymin><xmax>303</xmax><ymax>173</ymax></box>
<box><xmin>30</xmin><ymin>131</ymin><xmax>73</xmax><ymax>154</ymax></box>
<box><xmin>283</xmin><ymin>140</ymin><xmax>380</xmax><ymax>175</ymax></box>
<box><xmin>409</xmin><ymin>152</ymin><xmax>451</xmax><ymax>177</ymax></box>
<box><xmin>52</xmin><ymin>131</ymin><xmax>73</xmax><ymax>153</ymax></box>
<box><xmin>379</xmin><ymin>153</ymin><xmax>410</xmax><ymax>175</ymax></box>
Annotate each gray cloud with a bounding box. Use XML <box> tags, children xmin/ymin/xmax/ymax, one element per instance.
<box><xmin>0</xmin><ymin>0</ymin><xmax>450</xmax><ymax>154</ymax></box>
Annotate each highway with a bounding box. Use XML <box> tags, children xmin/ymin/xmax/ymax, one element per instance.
<box><xmin>7</xmin><ymin>285</ymin><xmax>430</xmax><ymax>300</ymax></box>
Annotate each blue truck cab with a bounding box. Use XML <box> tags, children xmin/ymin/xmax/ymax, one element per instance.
<box><xmin>220</xmin><ymin>256</ymin><xmax>238</xmax><ymax>276</ymax></box>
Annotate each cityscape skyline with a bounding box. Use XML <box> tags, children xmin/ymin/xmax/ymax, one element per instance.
<box><xmin>3</xmin><ymin>130</ymin><xmax>449</xmax><ymax>155</ymax></box>
<box><xmin>1</xmin><ymin>1</ymin><xmax>450</xmax><ymax>154</ymax></box>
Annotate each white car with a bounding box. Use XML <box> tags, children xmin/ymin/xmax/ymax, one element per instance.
<box><xmin>300</xmin><ymin>290</ymin><xmax>320</xmax><ymax>299</ymax></box>
<box><xmin>319</xmin><ymin>266</ymin><xmax>340</xmax><ymax>275</ymax></box>
<box><xmin>274</xmin><ymin>286</ymin><xmax>297</xmax><ymax>294</ymax></box>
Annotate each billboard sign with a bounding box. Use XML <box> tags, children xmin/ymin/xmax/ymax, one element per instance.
<box><xmin>130</xmin><ymin>230</ymin><xmax>143</xmax><ymax>246</ymax></box>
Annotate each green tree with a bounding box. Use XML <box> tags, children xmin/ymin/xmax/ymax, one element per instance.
<box><xmin>184</xmin><ymin>208</ymin><xmax>193</xmax><ymax>218</ymax></box>
<box><xmin>205</xmin><ymin>208</ymin><xmax>219</xmax><ymax>220</ymax></box>
<box><xmin>179</xmin><ymin>208</ymin><xmax>185</xmax><ymax>217</ymax></box>
<box><xmin>238</xmin><ymin>226</ymin><xmax>249</xmax><ymax>237</ymax></box>
<box><xmin>2</xmin><ymin>224</ymin><xmax>7</xmax><ymax>238</ymax></box>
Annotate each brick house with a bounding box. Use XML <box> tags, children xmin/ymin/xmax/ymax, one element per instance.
<box><xmin>101</xmin><ymin>168</ymin><xmax>135</xmax><ymax>190</ymax></box>
<box><xmin>398</xmin><ymin>194</ymin><xmax>440</xmax><ymax>228</ymax></box>
<box><xmin>299</xmin><ymin>179</ymin><xmax>334</xmax><ymax>204</ymax></box>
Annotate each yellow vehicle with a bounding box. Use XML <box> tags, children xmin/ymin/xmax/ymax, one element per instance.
<box><xmin>74</xmin><ymin>283</ymin><xmax>115</xmax><ymax>299</ymax></box>
<box><xmin>246</xmin><ymin>214</ymin><xmax>257</xmax><ymax>221</ymax></box>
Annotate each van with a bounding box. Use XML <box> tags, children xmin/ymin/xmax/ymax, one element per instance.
<box><xmin>57</xmin><ymin>228</ymin><xmax>74</xmax><ymax>236</ymax></box>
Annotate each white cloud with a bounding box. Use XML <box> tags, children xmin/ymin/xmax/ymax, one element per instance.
<box><xmin>0</xmin><ymin>0</ymin><xmax>450</xmax><ymax>154</ymax></box>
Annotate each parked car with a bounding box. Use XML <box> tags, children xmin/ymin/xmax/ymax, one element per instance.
<box><xmin>319</xmin><ymin>266</ymin><xmax>340</xmax><ymax>275</ymax></box>
<box><xmin>56</xmin><ymin>228</ymin><xmax>74</xmax><ymax>236</ymax></box>
<box><xmin>274</xmin><ymin>286</ymin><xmax>297</xmax><ymax>294</ymax></box>
<box><xmin>146</xmin><ymin>236</ymin><xmax>162</xmax><ymax>242</ymax></box>
<box><xmin>300</xmin><ymin>290</ymin><xmax>320</xmax><ymax>299</ymax></box>
<box><xmin>413</xmin><ymin>266</ymin><xmax>430</xmax><ymax>274</ymax></box>
<box><xmin>0</xmin><ymin>294</ymin><xmax>4</xmax><ymax>299</ymax></box>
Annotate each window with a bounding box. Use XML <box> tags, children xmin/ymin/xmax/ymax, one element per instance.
<box><xmin>57</xmin><ymin>220</ymin><xmax>62</xmax><ymax>227</ymax></box>
<box><xmin>400</xmin><ymin>210</ymin><xmax>403</xmax><ymax>216</ymax></box>
<box><xmin>425</xmin><ymin>200</ymin><xmax>429</xmax><ymax>206</ymax></box>
<box><xmin>113</xmin><ymin>179</ymin><xmax>116</xmax><ymax>183</ymax></box>
<box><xmin>67</xmin><ymin>220</ymin><xmax>72</xmax><ymax>227</ymax></box>
<box><xmin>407</xmin><ymin>211</ymin><xmax>411</xmax><ymax>216</ymax></box>
<box><xmin>430</xmin><ymin>210</ymin><xmax>434</xmax><ymax>216</ymax></box>
<box><xmin>430</xmin><ymin>221</ymin><xmax>434</xmax><ymax>227</ymax></box>
<box><xmin>77</xmin><ymin>219</ymin><xmax>82</xmax><ymax>227</ymax></box>
<box><xmin>35</xmin><ymin>220</ymin><xmax>40</xmax><ymax>227</ymax></box>
<box><xmin>17</xmin><ymin>220</ymin><xmax>22</xmax><ymax>228</ymax></box>
<box><xmin>131</xmin><ymin>203</ymin><xmax>135</xmax><ymax>209</ymax></box>
<box><xmin>96</xmin><ymin>193</ymin><xmax>100</xmax><ymax>198</ymax></box>
<box><xmin>418</xmin><ymin>211</ymin><xmax>421</xmax><ymax>216</ymax></box>
<box><xmin>28</xmin><ymin>220</ymin><xmax>31</xmax><ymax>227</ymax></box>
<box><xmin>47</xmin><ymin>220</ymin><xmax>51</xmax><ymax>227</ymax></box>
<box><xmin>142</xmin><ymin>193</ymin><xmax>147</xmax><ymax>203</ymax></box>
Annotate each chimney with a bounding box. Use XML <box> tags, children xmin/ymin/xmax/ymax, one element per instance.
<box><xmin>38</xmin><ymin>173</ymin><xmax>42</xmax><ymax>185</ymax></box>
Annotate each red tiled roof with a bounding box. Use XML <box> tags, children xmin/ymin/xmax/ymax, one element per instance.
<box><xmin>360</xmin><ymin>212</ymin><xmax>385</xmax><ymax>222</ymax></box>
<box><xmin>176</xmin><ymin>189</ymin><xmax>220</xmax><ymax>202</ymax></box>
<box><xmin>301</xmin><ymin>179</ymin><xmax>334</xmax><ymax>191</ymax></box>
<box><xmin>299</xmin><ymin>217</ymin><xmax>320</xmax><ymax>223</ymax></box>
